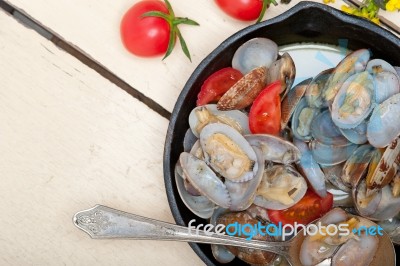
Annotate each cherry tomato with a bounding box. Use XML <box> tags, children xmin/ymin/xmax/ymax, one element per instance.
<box><xmin>215</xmin><ymin>0</ymin><xmax>262</xmax><ymax>21</ymax></box>
<box><xmin>120</xmin><ymin>1</ymin><xmax>170</xmax><ymax>57</ymax></box>
<box><xmin>267</xmin><ymin>190</ymin><xmax>334</xmax><ymax>226</ymax></box>
<box><xmin>249</xmin><ymin>81</ymin><xmax>281</xmax><ymax>135</ymax></box>
<box><xmin>196</xmin><ymin>68</ymin><xmax>243</xmax><ymax>106</ymax></box>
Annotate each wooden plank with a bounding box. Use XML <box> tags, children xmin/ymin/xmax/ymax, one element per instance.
<box><xmin>0</xmin><ymin>10</ymin><xmax>202</xmax><ymax>266</ymax></box>
<box><xmin>5</xmin><ymin>0</ymin><xmax>399</xmax><ymax>113</ymax></box>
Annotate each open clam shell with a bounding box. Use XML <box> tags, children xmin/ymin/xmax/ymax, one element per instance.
<box><xmin>374</xmin><ymin>71</ymin><xmax>400</xmax><ymax>104</ymax></box>
<box><xmin>367</xmin><ymin>59</ymin><xmax>399</xmax><ymax>77</ymax></box>
<box><xmin>305</xmin><ymin>68</ymin><xmax>333</xmax><ymax>108</ymax></box>
<box><xmin>281</xmin><ymin>78</ymin><xmax>311</xmax><ymax>129</ymax></box>
<box><xmin>291</xmin><ymin>97</ymin><xmax>320</xmax><ymax>141</ymax></box>
<box><xmin>331</xmin><ymin>71</ymin><xmax>375</xmax><ymax>129</ymax></box>
<box><xmin>253</xmin><ymin>165</ymin><xmax>307</xmax><ymax>210</ymax></box>
<box><xmin>266</xmin><ymin>52</ymin><xmax>296</xmax><ymax>97</ymax></box>
<box><xmin>322</xmin><ymin>49</ymin><xmax>370</xmax><ymax>105</ymax></box>
<box><xmin>188</xmin><ymin>104</ymin><xmax>250</xmax><ymax>137</ymax></box>
<box><xmin>200</xmin><ymin>123</ymin><xmax>258</xmax><ymax>182</ymax></box>
<box><xmin>245</xmin><ymin>134</ymin><xmax>301</xmax><ymax>164</ymax></box>
<box><xmin>339</xmin><ymin>121</ymin><xmax>368</xmax><ymax>144</ymax></box>
<box><xmin>225</xmin><ymin>147</ymin><xmax>264</xmax><ymax>211</ymax></box>
<box><xmin>310</xmin><ymin>139</ymin><xmax>357</xmax><ymax>166</ymax></box>
<box><xmin>342</xmin><ymin>144</ymin><xmax>375</xmax><ymax>188</ymax></box>
<box><xmin>180</xmin><ymin>152</ymin><xmax>231</xmax><ymax>209</ymax></box>
<box><xmin>174</xmin><ymin>162</ymin><xmax>215</xmax><ymax>219</ymax></box>
<box><xmin>293</xmin><ymin>138</ymin><xmax>327</xmax><ymax>197</ymax></box>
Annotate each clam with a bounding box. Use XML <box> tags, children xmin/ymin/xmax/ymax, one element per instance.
<box><xmin>305</xmin><ymin>68</ymin><xmax>333</xmax><ymax>108</ymax></box>
<box><xmin>266</xmin><ymin>52</ymin><xmax>296</xmax><ymax>97</ymax></box>
<box><xmin>310</xmin><ymin>110</ymin><xmax>358</xmax><ymax>165</ymax></box>
<box><xmin>331</xmin><ymin>229</ymin><xmax>379</xmax><ymax>266</ymax></box>
<box><xmin>175</xmin><ymin>162</ymin><xmax>215</xmax><ymax>218</ymax></box>
<box><xmin>281</xmin><ymin>78</ymin><xmax>310</xmax><ymax>129</ymax></box>
<box><xmin>353</xmin><ymin>178</ymin><xmax>400</xmax><ymax>221</ymax></box>
<box><xmin>188</xmin><ymin>104</ymin><xmax>250</xmax><ymax>137</ymax></box>
<box><xmin>310</xmin><ymin>139</ymin><xmax>357</xmax><ymax>166</ymax></box>
<box><xmin>391</xmin><ymin>172</ymin><xmax>400</xmax><ymax>197</ymax></box>
<box><xmin>200</xmin><ymin>123</ymin><xmax>258</xmax><ymax>182</ymax></box>
<box><xmin>225</xmin><ymin>147</ymin><xmax>264</xmax><ymax>211</ymax></box>
<box><xmin>367</xmin><ymin>93</ymin><xmax>400</xmax><ymax>148</ymax></box>
<box><xmin>342</xmin><ymin>144</ymin><xmax>375</xmax><ymax>188</ymax></box>
<box><xmin>321</xmin><ymin>163</ymin><xmax>351</xmax><ymax>193</ymax></box>
<box><xmin>331</xmin><ymin>71</ymin><xmax>375</xmax><ymax>129</ymax></box>
<box><xmin>374</xmin><ymin>71</ymin><xmax>400</xmax><ymax>104</ymax></box>
<box><xmin>366</xmin><ymin>137</ymin><xmax>400</xmax><ymax>193</ymax></box>
<box><xmin>210</xmin><ymin>208</ymin><xmax>235</xmax><ymax>263</ymax></box>
<box><xmin>180</xmin><ymin>152</ymin><xmax>231</xmax><ymax>208</ymax></box>
<box><xmin>216</xmin><ymin>211</ymin><xmax>278</xmax><ymax>265</ymax></box>
<box><xmin>366</xmin><ymin>58</ymin><xmax>399</xmax><ymax>76</ymax></box>
<box><xmin>245</xmin><ymin>134</ymin><xmax>301</xmax><ymax>164</ymax></box>
<box><xmin>183</xmin><ymin>128</ymin><xmax>197</xmax><ymax>152</ymax></box>
<box><xmin>339</xmin><ymin>121</ymin><xmax>368</xmax><ymax>144</ymax></box>
<box><xmin>254</xmin><ymin>165</ymin><xmax>307</xmax><ymax>210</ymax></box>
<box><xmin>189</xmin><ymin>140</ymin><xmax>204</xmax><ymax>160</ymax></box>
<box><xmin>232</xmin><ymin>38</ymin><xmax>278</xmax><ymax>75</ymax></box>
<box><xmin>291</xmin><ymin>97</ymin><xmax>320</xmax><ymax>141</ymax></box>
<box><xmin>217</xmin><ymin>66</ymin><xmax>267</xmax><ymax>111</ymax></box>
<box><xmin>293</xmin><ymin>138</ymin><xmax>327</xmax><ymax>197</ymax></box>
<box><xmin>322</xmin><ymin>49</ymin><xmax>370</xmax><ymax>105</ymax></box>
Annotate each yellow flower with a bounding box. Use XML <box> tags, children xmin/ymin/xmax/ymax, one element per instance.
<box><xmin>386</xmin><ymin>0</ymin><xmax>400</xmax><ymax>11</ymax></box>
<box><xmin>323</xmin><ymin>0</ymin><xmax>335</xmax><ymax>3</ymax></box>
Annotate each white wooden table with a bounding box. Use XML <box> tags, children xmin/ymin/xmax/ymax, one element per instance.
<box><xmin>0</xmin><ymin>0</ymin><xmax>398</xmax><ymax>265</ymax></box>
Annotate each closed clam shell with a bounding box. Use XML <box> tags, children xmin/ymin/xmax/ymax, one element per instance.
<box><xmin>311</xmin><ymin>110</ymin><xmax>348</xmax><ymax>146</ymax></box>
<box><xmin>367</xmin><ymin>93</ymin><xmax>400</xmax><ymax>148</ymax></box>
<box><xmin>310</xmin><ymin>139</ymin><xmax>357</xmax><ymax>166</ymax></box>
<box><xmin>200</xmin><ymin>123</ymin><xmax>258</xmax><ymax>182</ymax></box>
<box><xmin>232</xmin><ymin>38</ymin><xmax>278</xmax><ymax>75</ymax></box>
<box><xmin>217</xmin><ymin>66</ymin><xmax>267</xmax><ymax>111</ymax></box>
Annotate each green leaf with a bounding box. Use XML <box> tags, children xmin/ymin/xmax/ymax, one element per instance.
<box><xmin>176</xmin><ymin>17</ymin><xmax>200</xmax><ymax>26</ymax></box>
<box><xmin>176</xmin><ymin>29</ymin><xmax>192</xmax><ymax>62</ymax></box>
<box><xmin>163</xmin><ymin>27</ymin><xmax>177</xmax><ymax>61</ymax></box>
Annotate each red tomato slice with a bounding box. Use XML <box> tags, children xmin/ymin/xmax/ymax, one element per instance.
<box><xmin>267</xmin><ymin>190</ymin><xmax>334</xmax><ymax>226</ymax></box>
<box><xmin>249</xmin><ymin>81</ymin><xmax>281</xmax><ymax>135</ymax></box>
<box><xmin>196</xmin><ymin>67</ymin><xmax>243</xmax><ymax>106</ymax></box>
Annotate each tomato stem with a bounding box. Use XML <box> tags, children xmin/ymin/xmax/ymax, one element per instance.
<box><xmin>142</xmin><ymin>0</ymin><xmax>199</xmax><ymax>61</ymax></box>
<box><xmin>256</xmin><ymin>0</ymin><xmax>278</xmax><ymax>23</ymax></box>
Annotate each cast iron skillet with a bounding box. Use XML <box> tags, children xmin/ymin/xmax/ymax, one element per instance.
<box><xmin>164</xmin><ymin>2</ymin><xmax>400</xmax><ymax>265</ymax></box>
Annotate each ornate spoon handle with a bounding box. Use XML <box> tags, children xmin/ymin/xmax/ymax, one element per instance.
<box><xmin>73</xmin><ymin>205</ymin><xmax>290</xmax><ymax>256</ymax></box>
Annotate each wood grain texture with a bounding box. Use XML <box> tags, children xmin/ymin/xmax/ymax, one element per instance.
<box><xmin>7</xmin><ymin>0</ymin><xmax>399</xmax><ymax>113</ymax></box>
<box><xmin>0</xmin><ymin>10</ymin><xmax>202</xmax><ymax>266</ymax></box>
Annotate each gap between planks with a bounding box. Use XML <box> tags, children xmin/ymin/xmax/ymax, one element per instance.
<box><xmin>0</xmin><ymin>0</ymin><xmax>171</xmax><ymax>120</ymax></box>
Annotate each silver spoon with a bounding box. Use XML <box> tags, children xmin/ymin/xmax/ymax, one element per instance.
<box><xmin>73</xmin><ymin>205</ymin><xmax>395</xmax><ymax>266</ymax></box>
